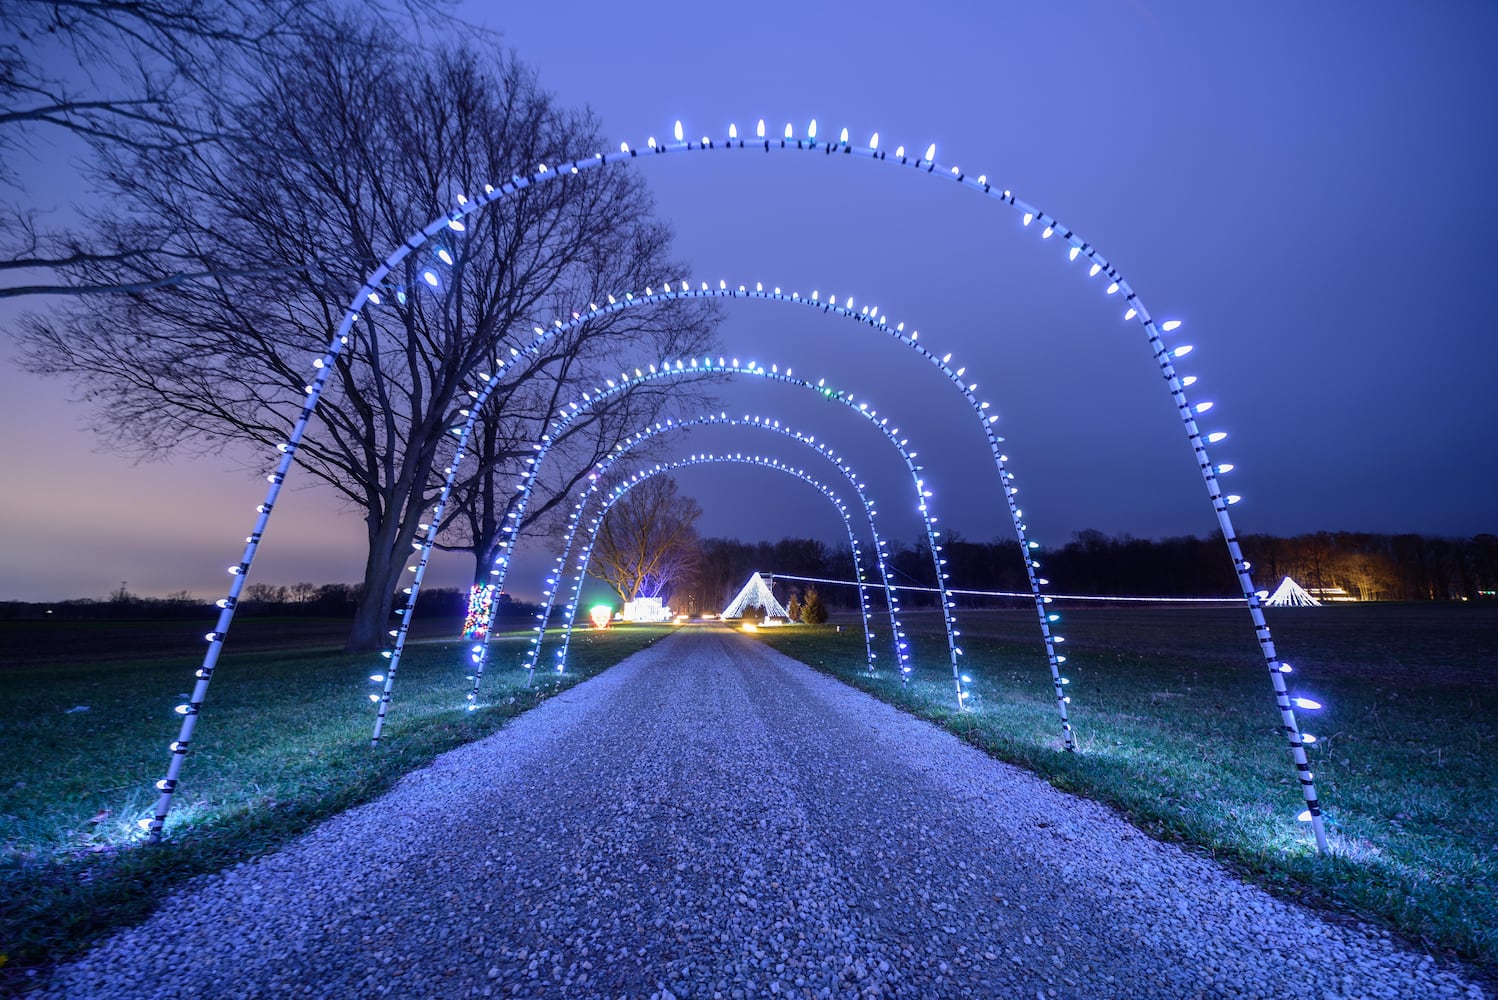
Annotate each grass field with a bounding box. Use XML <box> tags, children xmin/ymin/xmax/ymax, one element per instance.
<box><xmin>2</xmin><ymin>604</ymin><xmax>1494</xmax><ymax>988</ymax></box>
<box><xmin>0</xmin><ymin>615</ymin><xmax>670</xmax><ymax>989</ymax></box>
<box><xmin>749</xmin><ymin>602</ymin><xmax>1498</xmax><ymax>969</ymax></box>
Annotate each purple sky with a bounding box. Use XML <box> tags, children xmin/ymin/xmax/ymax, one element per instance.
<box><xmin>2</xmin><ymin>1</ymin><xmax>1495</xmax><ymax>603</ymax></box>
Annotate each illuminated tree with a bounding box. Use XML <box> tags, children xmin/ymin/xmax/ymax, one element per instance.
<box><xmin>590</xmin><ymin>476</ymin><xmax>702</xmax><ymax>604</ymax></box>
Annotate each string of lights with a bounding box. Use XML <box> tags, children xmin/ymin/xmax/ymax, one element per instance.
<box><xmin>552</xmin><ymin>455</ymin><xmax>876</xmax><ymax>674</ymax></box>
<box><xmin>767</xmin><ymin>574</ymin><xmax>1246</xmax><ymax>604</ymax></box>
<box><xmin>515</xmin><ymin>412</ymin><xmax>907</xmax><ymax>685</ymax></box>
<box><xmin>461</xmin><ymin>359</ymin><xmax>965</xmax><ymax>715</ymax></box>
<box><xmin>411</xmin><ymin>278</ymin><xmax>1073</xmax><ymax>748</ymax></box>
<box><xmin>142</xmin><ymin>116</ymin><xmax>1325</xmax><ymax>852</ymax></box>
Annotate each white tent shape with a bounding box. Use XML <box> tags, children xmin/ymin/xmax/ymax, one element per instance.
<box><xmin>722</xmin><ymin>572</ymin><xmax>790</xmax><ymax>619</ymax></box>
<box><xmin>1265</xmin><ymin>576</ymin><xmax>1321</xmax><ymax>607</ymax></box>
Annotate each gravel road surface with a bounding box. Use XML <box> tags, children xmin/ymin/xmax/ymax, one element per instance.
<box><xmin>41</xmin><ymin>625</ymin><xmax>1486</xmax><ymax>998</ymax></box>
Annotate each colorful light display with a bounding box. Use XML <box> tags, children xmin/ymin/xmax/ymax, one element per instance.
<box><xmin>143</xmin><ymin>118</ymin><xmax>1325</xmax><ymax>853</ymax></box>
<box><xmin>550</xmin><ymin>455</ymin><xmax>881</xmax><ymax>675</ymax></box>
<box><xmin>405</xmin><ymin>283</ymin><xmax>1072</xmax><ymax>747</ymax></box>
<box><xmin>461</xmin><ymin>585</ymin><xmax>497</xmax><ymax>639</ymax></box>
<box><xmin>516</xmin><ymin>410</ymin><xmax>905</xmax><ymax>682</ymax></box>
<box><xmin>470</xmin><ymin>361</ymin><xmax>955</xmax><ymax>710</ymax></box>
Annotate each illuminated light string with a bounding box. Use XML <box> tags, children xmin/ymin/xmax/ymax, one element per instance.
<box><xmin>375</xmin><ymin>279</ymin><xmax>1077</xmax><ymax>750</ymax></box>
<box><xmin>368</xmin><ymin>441</ymin><xmax>467</xmax><ymax>746</ymax></box>
<box><xmin>516</xmin><ymin>411</ymin><xmax>906</xmax><ymax>683</ymax></box>
<box><xmin>143</xmin><ymin>116</ymin><xmax>1325</xmax><ymax>853</ymax></box>
<box><xmin>416</xmin><ymin>278</ymin><xmax>1071</xmax><ymax>746</ymax></box>
<box><xmin>461</xmin><ymin>358</ymin><xmax>969</xmax><ymax>713</ymax></box>
<box><xmin>550</xmin><ymin>454</ymin><xmax>886</xmax><ymax>675</ymax></box>
<box><xmin>560</xmin><ymin>454</ymin><xmax>884</xmax><ymax>681</ymax></box>
<box><xmin>769</xmin><ymin>574</ymin><xmax>1248</xmax><ymax>604</ymax></box>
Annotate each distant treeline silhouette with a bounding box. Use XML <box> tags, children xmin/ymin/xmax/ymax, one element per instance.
<box><xmin>687</xmin><ymin>530</ymin><xmax>1498</xmax><ymax>609</ymax></box>
<box><xmin>0</xmin><ymin>583</ymin><xmax>542</xmax><ymax>621</ymax></box>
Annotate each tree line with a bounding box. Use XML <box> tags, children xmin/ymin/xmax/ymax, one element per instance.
<box><xmin>673</xmin><ymin>530</ymin><xmax>1498</xmax><ymax>610</ymax></box>
<box><xmin>0</xmin><ymin>582</ymin><xmax>541</xmax><ymax>621</ymax></box>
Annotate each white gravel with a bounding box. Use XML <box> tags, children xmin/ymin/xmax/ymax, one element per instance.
<box><xmin>40</xmin><ymin>626</ymin><xmax>1488</xmax><ymax>999</ymax></box>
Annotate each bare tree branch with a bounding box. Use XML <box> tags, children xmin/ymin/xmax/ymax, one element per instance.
<box><xmin>591</xmin><ymin>476</ymin><xmax>704</xmax><ymax>604</ymax></box>
<box><xmin>0</xmin><ymin>0</ymin><xmax>460</xmax><ymax>295</ymax></box>
<box><xmin>16</xmin><ymin>18</ymin><xmax>717</xmax><ymax>649</ymax></box>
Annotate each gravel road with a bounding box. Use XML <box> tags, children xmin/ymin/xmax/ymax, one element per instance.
<box><xmin>41</xmin><ymin>625</ymin><xmax>1486</xmax><ymax>999</ymax></box>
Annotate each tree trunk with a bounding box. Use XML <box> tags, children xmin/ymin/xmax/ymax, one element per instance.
<box><xmin>345</xmin><ymin>546</ymin><xmax>405</xmax><ymax>651</ymax></box>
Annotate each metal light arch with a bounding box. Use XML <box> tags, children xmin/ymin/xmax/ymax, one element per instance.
<box><xmin>146</xmin><ymin>116</ymin><xmax>1324</xmax><ymax>853</ymax></box>
<box><xmin>416</xmin><ymin>278</ymin><xmax>1071</xmax><ymax>746</ymax></box>
<box><xmin>516</xmin><ymin>412</ymin><xmax>906</xmax><ymax>685</ymax></box>
<box><xmin>460</xmin><ymin>357</ymin><xmax>966</xmax><ymax>712</ymax></box>
<box><xmin>553</xmin><ymin>453</ymin><xmax>883</xmax><ymax>671</ymax></box>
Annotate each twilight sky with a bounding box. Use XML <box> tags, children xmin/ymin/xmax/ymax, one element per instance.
<box><xmin>2</xmin><ymin>1</ymin><xmax>1495</xmax><ymax>603</ymax></box>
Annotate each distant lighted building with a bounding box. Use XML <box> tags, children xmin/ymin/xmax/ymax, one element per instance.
<box><xmin>622</xmin><ymin>596</ymin><xmax>671</xmax><ymax>622</ymax></box>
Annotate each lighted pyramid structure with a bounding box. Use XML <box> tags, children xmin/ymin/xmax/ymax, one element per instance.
<box><xmin>722</xmin><ymin>572</ymin><xmax>790</xmax><ymax>619</ymax></box>
<box><xmin>1265</xmin><ymin>576</ymin><xmax>1321</xmax><ymax>607</ymax></box>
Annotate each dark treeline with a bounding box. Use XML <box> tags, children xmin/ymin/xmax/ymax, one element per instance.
<box><xmin>685</xmin><ymin>530</ymin><xmax>1498</xmax><ymax>609</ymax></box>
<box><xmin>0</xmin><ymin>584</ymin><xmax>541</xmax><ymax>621</ymax></box>
<box><xmin>689</xmin><ymin>538</ymin><xmax>859</xmax><ymax>614</ymax></box>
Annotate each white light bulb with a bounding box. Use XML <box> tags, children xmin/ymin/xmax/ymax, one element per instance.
<box><xmin>1301</xmin><ymin>733</ymin><xmax>1317</xmax><ymax>744</ymax></box>
<box><xmin>1195</xmin><ymin>401</ymin><xmax>1214</xmax><ymax>413</ymax></box>
<box><xmin>1173</xmin><ymin>345</ymin><xmax>1194</xmax><ymax>357</ymax></box>
<box><xmin>1162</xmin><ymin>320</ymin><xmax>1182</xmax><ymax>332</ymax></box>
<box><xmin>1217</xmin><ymin>463</ymin><xmax>1234</xmax><ymax>474</ymax></box>
<box><xmin>756</xmin><ymin>119</ymin><xmax>766</xmax><ymax>138</ymax></box>
<box><xmin>674</xmin><ymin>120</ymin><xmax>684</xmax><ymax>141</ymax></box>
<box><xmin>785</xmin><ymin>122</ymin><xmax>794</xmax><ymax>139</ymax></box>
<box><xmin>1292</xmin><ymin>697</ymin><xmax>1322</xmax><ymax>710</ymax></box>
<box><xmin>925</xmin><ymin>143</ymin><xmax>936</xmax><ymax>161</ymax></box>
<box><xmin>869</xmin><ymin>131</ymin><xmax>879</xmax><ymax>148</ymax></box>
<box><xmin>1207</xmin><ymin>431</ymin><xmax>1227</xmax><ymax>443</ymax></box>
<box><xmin>808</xmin><ymin>118</ymin><xmax>817</xmax><ymax>139</ymax></box>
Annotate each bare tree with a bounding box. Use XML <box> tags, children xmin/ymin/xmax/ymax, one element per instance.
<box><xmin>18</xmin><ymin>20</ymin><xmax>716</xmax><ymax>648</ymax></box>
<box><xmin>591</xmin><ymin>476</ymin><xmax>703</xmax><ymax>604</ymax></box>
<box><xmin>0</xmin><ymin>0</ymin><xmax>419</xmax><ymax>297</ymax></box>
